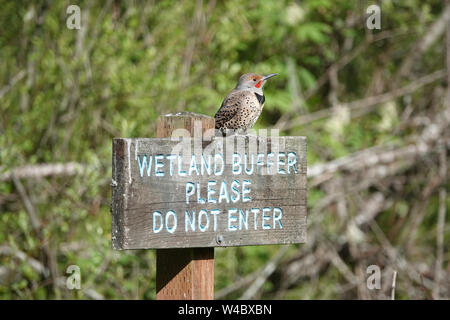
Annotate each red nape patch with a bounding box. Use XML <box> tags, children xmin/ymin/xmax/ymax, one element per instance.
<box><xmin>255</xmin><ymin>81</ymin><xmax>262</xmax><ymax>88</ymax></box>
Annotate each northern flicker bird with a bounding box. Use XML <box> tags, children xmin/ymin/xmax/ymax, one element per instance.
<box><xmin>214</xmin><ymin>73</ymin><xmax>278</xmax><ymax>134</ymax></box>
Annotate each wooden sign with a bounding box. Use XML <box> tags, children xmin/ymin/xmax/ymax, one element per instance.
<box><xmin>112</xmin><ymin>135</ymin><xmax>307</xmax><ymax>249</ymax></box>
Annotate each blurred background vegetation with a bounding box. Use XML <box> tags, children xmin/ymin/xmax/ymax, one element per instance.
<box><xmin>0</xmin><ymin>0</ymin><xmax>449</xmax><ymax>299</ymax></box>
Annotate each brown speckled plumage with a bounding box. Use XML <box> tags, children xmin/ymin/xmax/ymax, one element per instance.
<box><xmin>215</xmin><ymin>90</ymin><xmax>263</xmax><ymax>132</ymax></box>
<box><xmin>214</xmin><ymin>73</ymin><xmax>277</xmax><ymax>134</ymax></box>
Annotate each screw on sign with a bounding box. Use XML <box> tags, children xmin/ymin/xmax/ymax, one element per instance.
<box><xmin>111</xmin><ymin>112</ymin><xmax>307</xmax><ymax>299</ymax></box>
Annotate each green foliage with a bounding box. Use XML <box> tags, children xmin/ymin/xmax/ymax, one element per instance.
<box><xmin>0</xmin><ymin>0</ymin><xmax>448</xmax><ymax>300</ymax></box>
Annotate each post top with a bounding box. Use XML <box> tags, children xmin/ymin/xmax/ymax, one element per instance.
<box><xmin>159</xmin><ymin>112</ymin><xmax>214</xmax><ymax>119</ymax></box>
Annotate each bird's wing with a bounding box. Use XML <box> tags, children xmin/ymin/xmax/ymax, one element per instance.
<box><xmin>214</xmin><ymin>90</ymin><xmax>254</xmax><ymax>129</ymax></box>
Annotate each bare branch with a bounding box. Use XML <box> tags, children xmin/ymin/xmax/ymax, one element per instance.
<box><xmin>11</xmin><ymin>174</ymin><xmax>61</xmax><ymax>299</ymax></box>
<box><xmin>281</xmin><ymin>70</ymin><xmax>446</xmax><ymax>130</ymax></box>
<box><xmin>11</xmin><ymin>173</ymin><xmax>41</xmax><ymax>230</ymax></box>
<box><xmin>433</xmin><ymin>138</ymin><xmax>448</xmax><ymax>299</ymax></box>
<box><xmin>393</xmin><ymin>4</ymin><xmax>450</xmax><ymax>84</ymax></box>
<box><xmin>239</xmin><ymin>246</ymin><xmax>289</xmax><ymax>300</ymax></box>
<box><xmin>0</xmin><ymin>245</ymin><xmax>49</xmax><ymax>278</ymax></box>
<box><xmin>0</xmin><ymin>162</ymin><xmax>85</xmax><ymax>182</ymax></box>
<box><xmin>0</xmin><ymin>70</ymin><xmax>26</xmax><ymax>100</ymax></box>
<box><xmin>391</xmin><ymin>271</ymin><xmax>397</xmax><ymax>300</ymax></box>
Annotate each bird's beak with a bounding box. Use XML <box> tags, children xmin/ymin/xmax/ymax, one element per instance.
<box><xmin>263</xmin><ymin>73</ymin><xmax>278</xmax><ymax>81</ymax></box>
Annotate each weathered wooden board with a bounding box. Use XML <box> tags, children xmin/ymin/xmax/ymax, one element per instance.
<box><xmin>112</xmin><ymin>135</ymin><xmax>307</xmax><ymax>249</ymax></box>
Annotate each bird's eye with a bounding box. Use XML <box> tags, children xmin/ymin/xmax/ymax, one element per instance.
<box><xmin>253</xmin><ymin>78</ymin><xmax>257</xmax><ymax>81</ymax></box>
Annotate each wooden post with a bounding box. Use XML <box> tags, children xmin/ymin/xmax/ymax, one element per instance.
<box><xmin>156</xmin><ymin>112</ymin><xmax>215</xmax><ymax>300</ymax></box>
<box><xmin>112</xmin><ymin>111</ymin><xmax>307</xmax><ymax>298</ymax></box>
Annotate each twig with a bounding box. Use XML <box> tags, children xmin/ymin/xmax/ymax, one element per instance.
<box><xmin>0</xmin><ymin>245</ymin><xmax>49</xmax><ymax>278</ymax></box>
<box><xmin>433</xmin><ymin>138</ymin><xmax>447</xmax><ymax>299</ymax></box>
<box><xmin>239</xmin><ymin>246</ymin><xmax>289</xmax><ymax>300</ymax></box>
<box><xmin>274</xmin><ymin>29</ymin><xmax>417</xmax><ymax>129</ymax></box>
<box><xmin>391</xmin><ymin>270</ymin><xmax>397</xmax><ymax>300</ymax></box>
<box><xmin>216</xmin><ymin>246</ymin><xmax>291</xmax><ymax>299</ymax></box>
<box><xmin>55</xmin><ymin>278</ymin><xmax>105</xmax><ymax>300</ymax></box>
<box><xmin>393</xmin><ymin>3</ymin><xmax>450</xmax><ymax>85</ymax></box>
<box><xmin>353</xmin><ymin>192</ymin><xmax>385</xmax><ymax>228</ymax></box>
<box><xmin>276</xmin><ymin>245</ymin><xmax>329</xmax><ymax>297</ymax></box>
<box><xmin>0</xmin><ymin>162</ymin><xmax>84</xmax><ymax>181</ymax></box>
<box><xmin>280</xmin><ymin>70</ymin><xmax>446</xmax><ymax>130</ymax></box>
<box><xmin>404</xmin><ymin>174</ymin><xmax>442</xmax><ymax>250</ymax></box>
<box><xmin>287</xmin><ymin>57</ymin><xmax>305</xmax><ymax>115</ymax></box>
<box><xmin>11</xmin><ymin>173</ymin><xmax>41</xmax><ymax>230</ymax></box>
<box><xmin>309</xmin><ymin>99</ymin><xmax>450</xmax><ymax>185</ymax></box>
<box><xmin>215</xmin><ymin>264</ymin><xmax>267</xmax><ymax>299</ymax></box>
<box><xmin>82</xmin><ymin>288</ymin><xmax>105</xmax><ymax>300</ymax></box>
<box><xmin>447</xmin><ymin>0</ymin><xmax>450</xmax><ymax>108</ymax></box>
<box><xmin>370</xmin><ymin>221</ymin><xmax>436</xmax><ymax>292</ymax></box>
<box><xmin>433</xmin><ymin>1</ymin><xmax>450</xmax><ymax>298</ymax></box>
<box><xmin>11</xmin><ymin>173</ymin><xmax>61</xmax><ymax>299</ymax></box>
<box><xmin>0</xmin><ymin>70</ymin><xmax>26</xmax><ymax>100</ymax></box>
<box><xmin>326</xmin><ymin>244</ymin><xmax>358</xmax><ymax>286</ymax></box>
